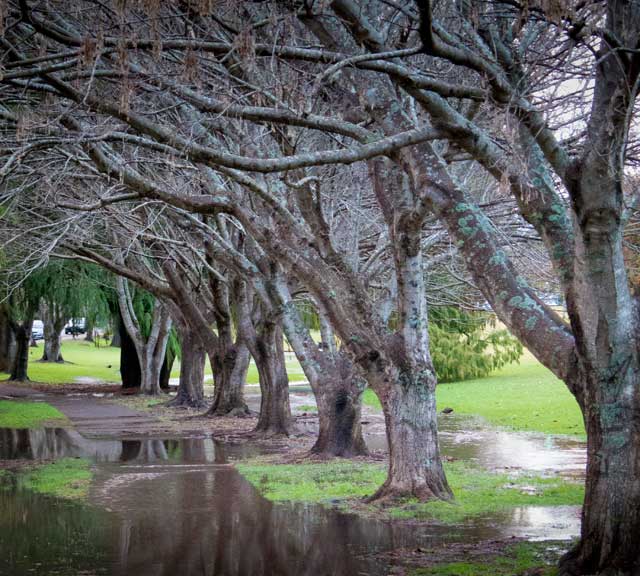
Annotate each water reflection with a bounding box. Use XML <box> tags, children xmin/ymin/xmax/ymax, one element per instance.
<box><xmin>0</xmin><ymin>428</ymin><xmax>266</xmax><ymax>464</ymax></box>
<box><xmin>0</xmin><ymin>427</ymin><xmax>583</xmax><ymax>576</ymax></box>
<box><xmin>365</xmin><ymin>415</ymin><xmax>586</xmax><ymax>478</ymax></box>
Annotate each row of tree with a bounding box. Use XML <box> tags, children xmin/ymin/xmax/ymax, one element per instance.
<box><xmin>0</xmin><ymin>1</ymin><xmax>638</xmax><ymax>574</ymax></box>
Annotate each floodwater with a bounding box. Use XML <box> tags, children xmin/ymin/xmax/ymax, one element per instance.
<box><xmin>0</xmin><ymin>424</ymin><xmax>584</xmax><ymax>576</ymax></box>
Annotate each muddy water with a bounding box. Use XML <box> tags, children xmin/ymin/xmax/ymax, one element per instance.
<box><xmin>0</xmin><ymin>428</ymin><xmax>583</xmax><ymax>576</ymax></box>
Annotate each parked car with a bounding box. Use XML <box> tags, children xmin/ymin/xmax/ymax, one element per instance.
<box><xmin>65</xmin><ymin>324</ymin><xmax>86</xmax><ymax>335</ymax></box>
<box><xmin>31</xmin><ymin>320</ymin><xmax>44</xmax><ymax>340</ymax></box>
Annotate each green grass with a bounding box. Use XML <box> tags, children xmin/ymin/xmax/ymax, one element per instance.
<box><xmin>237</xmin><ymin>460</ymin><xmax>386</xmax><ymax>502</ymax></box>
<box><xmin>237</xmin><ymin>460</ymin><xmax>584</xmax><ymax>523</ymax></box>
<box><xmin>389</xmin><ymin>462</ymin><xmax>584</xmax><ymax>524</ymax></box>
<box><xmin>0</xmin><ymin>400</ymin><xmax>68</xmax><ymax>428</ymax></box>
<box><xmin>18</xmin><ymin>458</ymin><xmax>93</xmax><ymax>500</ymax></box>
<box><xmin>297</xmin><ymin>404</ymin><xmax>318</xmax><ymax>412</ymax></box>
<box><xmin>363</xmin><ymin>353</ymin><xmax>584</xmax><ymax>436</ymax></box>
<box><xmin>412</xmin><ymin>541</ymin><xmax>563</xmax><ymax>576</ymax></box>
<box><xmin>2</xmin><ymin>340</ymin><xmax>122</xmax><ymax>384</ymax></box>
<box><xmin>0</xmin><ymin>339</ymin><xmax>307</xmax><ymax>385</ymax></box>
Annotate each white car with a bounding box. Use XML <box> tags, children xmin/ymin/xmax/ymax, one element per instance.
<box><xmin>31</xmin><ymin>320</ymin><xmax>44</xmax><ymax>340</ymax></box>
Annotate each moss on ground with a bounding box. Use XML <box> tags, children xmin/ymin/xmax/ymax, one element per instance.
<box><xmin>412</xmin><ymin>541</ymin><xmax>563</xmax><ymax>575</ymax></box>
<box><xmin>363</xmin><ymin>354</ymin><xmax>584</xmax><ymax>437</ymax></box>
<box><xmin>17</xmin><ymin>458</ymin><xmax>92</xmax><ymax>500</ymax></box>
<box><xmin>0</xmin><ymin>400</ymin><xmax>68</xmax><ymax>428</ymax></box>
<box><xmin>237</xmin><ymin>459</ymin><xmax>583</xmax><ymax>524</ymax></box>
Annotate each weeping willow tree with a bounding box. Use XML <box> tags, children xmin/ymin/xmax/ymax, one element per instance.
<box><xmin>29</xmin><ymin>261</ymin><xmax>110</xmax><ymax>362</ymax></box>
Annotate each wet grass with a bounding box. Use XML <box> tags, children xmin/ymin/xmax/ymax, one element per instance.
<box><xmin>237</xmin><ymin>460</ymin><xmax>583</xmax><ymax>524</ymax></box>
<box><xmin>237</xmin><ymin>460</ymin><xmax>385</xmax><ymax>502</ymax></box>
<box><xmin>297</xmin><ymin>404</ymin><xmax>318</xmax><ymax>413</ymax></box>
<box><xmin>388</xmin><ymin>462</ymin><xmax>584</xmax><ymax>524</ymax></box>
<box><xmin>363</xmin><ymin>353</ymin><xmax>584</xmax><ymax>437</ymax></box>
<box><xmin>17</xmin><ymin>458</ymin><xmax>92</xmax><ymax>500</ymax></box>
<box><xmin>0</xmin><ymin>400</ymin><xmax>68</xmax><ymax>428</ymax></box>
<box><xmin>1</xmin><ymin>339</ymin><xmax>307</xmax><ymax>385</ymax></box>
<box><xmin>412</xmin><ymin>541</ymin><xmax>563</xmax><ymax>575</ymax></box>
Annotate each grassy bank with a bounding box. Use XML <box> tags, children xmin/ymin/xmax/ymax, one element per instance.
<box><xmin>17</xmin><ymin>458</ymin><xmax>93</xmax><ymax>500</ymax></box>
<box><xmin>363</xmin><ymin>353</ymin><xmax>584</xmax><ymax>437</ymax></box>
<box><xmin>0</xmin><ymin>400</ymin><xmax>68</xmax><ymax>428</ymax></box>
<box><xmin>1</xmin><ymin>339</ymin><xmax>306</xmax><ymax>385</ymax></box>
<box><xmin>237</xmin><ymin>460</ymin><xmax>583</xmax><ymax>524</ymax></box>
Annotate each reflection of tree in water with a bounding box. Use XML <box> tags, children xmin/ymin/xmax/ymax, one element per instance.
<box><xmin>107</xmin><ymin>439</ymin><xmax>426</xmax><ymax>576</ymax></box>
<box><xmin>2</xmin><ymin>435</ymin><xmax>456</xmax><ymax>575</ymax></box>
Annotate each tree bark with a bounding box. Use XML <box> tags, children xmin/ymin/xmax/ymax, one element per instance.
<box><xmin>236</xmin><ymin>287</ymin><xmax>292</xmax><ymax>436</ymax></box>
<box><xmin>84</xmin><ymin>317</ymin><xmax>94</xmax><ymax>342</ymax></box>
<box><xmin>159</xmin><ymin>346</ymin><xmax>174</xmax><ymax>391</ymax></box>
<box><xmin>311</xmin><ymin>377</ymin><xmax>367</xmax><ymax>457</ymax></box>
<box><xmin>252</xmin><ymin>320</ymin><xmax>291</xmax><ymax>436</ymax></box>
<box><xmin>275</xmin><ymin>278</ymin><xmax>368</xmax><ymax>457</ymax></box>
<box><xmin>0</xmin><ymin>306</ymin><xmax>12</xmax><ymax>373</ymax></box>
<box><xmin>9</xmin><ymin>320</ymin><xmax>33</xmax><ymax>382</ymax></box>
<box><xmin>208</xmin><ymin>341</ymin><xmax>250</xmax><ymax>416</ymax></box>
<box><xmin>372</xmin><ymin>369</ymin><xmax>451</xmax><ymax>500</ymax></box>
<box><xmin>118</xmin><ymin>309</ymin><xmax>141</xmax><ymax>389</ymax></box>
<box><xmin>559</xmin><ymin>377</ymin><xmax>640</xmax><ymax>576</ymax></box>
<box><xmin>168</xmin><ymin>326</ymin><xmax>207</xmax><ymax>408</ymax></box>
<box><xmin>116</xmin><ymin>278</ymin><xmax>172</xmax><ymax>396</ymax></box>
<box><xmin>40</xmin><ymin>304</ymin><xmax>67</xmax><ymax>362</ymax></box>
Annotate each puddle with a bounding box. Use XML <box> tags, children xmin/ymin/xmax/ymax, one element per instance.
<box><xmin>0</xmin><ymin>421</ymin><xmax>585</xmax><ymax>575</ymax></box>
<box><xmin>0</xmin><ymin>428</ymin><xmax>271</xmax><ymax>463</ymax></box>
<box><xmin>0</xmin><ymin>454</ymin><xmax>580</xmax><ymax>576</ymax></box>
<box><xmin>364</xmin><ymin>414</ymin><xmax>586</xmax><ymax>479</ymax></box>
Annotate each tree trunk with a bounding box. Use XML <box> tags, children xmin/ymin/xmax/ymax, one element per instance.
<box><xmin>311</xmin><ymin>377</ymin><xmax>367</xmax><ymax>457</ymax></box>
<box><xmin>9</xmin><ymin>320</ymin><xmax>33</xmax><ymax>382</ymax></box>
<box><xmin>168</xmin><ymin>328</ymin><xmax>207</xmax><ymax>408</ymax></box>
<box><xmin>252</xmin><ymin>321</ymin><xmax>292</xmax><ymax>436</ymax></box>
<box><xmin>159</xmin><ymin>346</ymin><xmax>175</xmax><ymax>391</ymax></box>
<box><xmin>84</xmin><ymin>317</ymin><xmax>94</xmax><ymax>342</ymax></box>
<box><xmin>110</xmin><ymin>313</ymin><xmax>122</xmax><ymax>347</ymax></box>
<box><xmin>274</xmin><ymin>278</ymin><xmax>368</xmax><ymax>457</ymax></box>
<box><xmin>370</xmin><ymin>369</ymin><xmax>452</xmax><ymax>501</ymax></box>
<box><xmin>559</xmin><ymin>370</ymin><xmax>640</xmax><ymax>576</ymax></box>
<box><xmin>0</xmin><ymin>306</ymin><xmax>12</xmax><ymax>373</ymax></box>
<box><xmin>40</xmin><ymin>305</ymin><xmax>66</xmax><ymax>362</ymax></box>
<box><xmin>119</xmin><ymin>311</ymin><xmax>141</xmax><ymax>389</ymax></box>
<box><xmin>42</xmin><ymin>335</ymin><xmax>63</xmax><ymax>363</ymax></box>
<box><xmin>208</xmin><ymin>342</ymin><xmax>250</xmax><ymax>416</ymax></box>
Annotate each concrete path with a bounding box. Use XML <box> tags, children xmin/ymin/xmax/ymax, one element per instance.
<box><xmin>0</xmin><ymin>382</ymin><xmax>158</xmax><ymax>437</ymax></box>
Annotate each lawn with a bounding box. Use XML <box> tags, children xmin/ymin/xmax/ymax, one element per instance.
<box><xmin>0</xmin><ymin>339</ymin><xmax>306</xmax><ymax>385</ymax></box>
<box><xmin>363</xmin><ymin>352</ymin><xmax>584</xmax><ymax>437</ymax></box>
<box><xmin>0</xmin><ymin>400</ymin><xmax>68</xmax><ymax>428</ymax></box>
<box><xmin>237</xmin><ymin>459</ymin><xmax>584</xmax><ymax>524</ymax></box>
